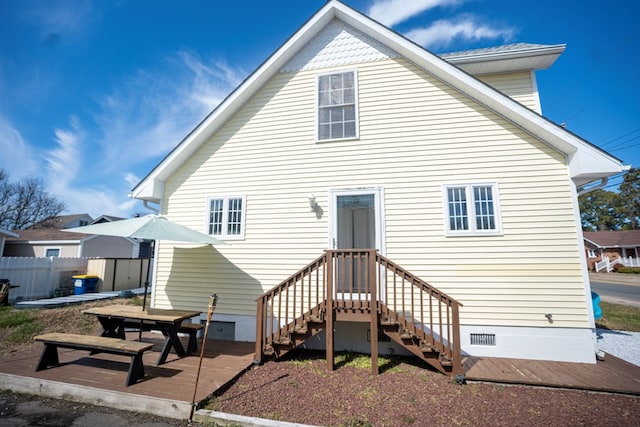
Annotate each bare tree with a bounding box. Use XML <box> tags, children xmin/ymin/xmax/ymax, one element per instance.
<box><xmin>0</xmin><ymin>170</ymin><xmax>66</xmax><ymax>230</ymax></box>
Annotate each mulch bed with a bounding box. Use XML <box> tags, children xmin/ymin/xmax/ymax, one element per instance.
<box><xmin>211</xmin><ymin>350</ymin><xmax>640</xmax><ymax>427</ymax></box>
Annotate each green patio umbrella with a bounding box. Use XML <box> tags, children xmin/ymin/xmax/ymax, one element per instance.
<box><xmin>64</xmin><ymin>214</ymin><xmax>224</xmax><ymax>308</ymax></box>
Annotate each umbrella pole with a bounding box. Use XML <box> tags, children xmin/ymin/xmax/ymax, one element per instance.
<box><xmin>189</xmin><ymin>294</ymin><xmax>218</xmax><ymax>424</ymax></box>
<box><xmin>140</xmin><ymin>256</ymin><xmax>152</xmax><ymax>341</ymax></box>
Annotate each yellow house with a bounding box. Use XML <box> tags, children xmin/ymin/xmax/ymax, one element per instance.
<box><xmin>131</xmin><ymin>1</ymin><xmax>627</xmax><ymax>373</ymax></box>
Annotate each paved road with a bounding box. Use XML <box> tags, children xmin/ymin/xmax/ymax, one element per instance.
<box><xmin>0</xmin><ymin>391</ymin><xmax>195</xmax><ymax>427</ymax></box>
<box><xmin>591</xmin><ymin>281</ymin><xmax>640</xmax><ymax>307</ymax></box>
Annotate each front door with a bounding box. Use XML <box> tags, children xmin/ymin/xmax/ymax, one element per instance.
<box><xmin>330</xmin><ymin>188</ymin><xmax>384</xmax><ymax>295</ymax></box>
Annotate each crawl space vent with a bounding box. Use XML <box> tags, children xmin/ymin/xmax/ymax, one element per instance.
<box><xmin>470</xmin><ymin>333</ymin><xmax>496</xmax><ymax>346</ymax></box>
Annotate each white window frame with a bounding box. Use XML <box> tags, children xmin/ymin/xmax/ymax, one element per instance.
<box><xmin>587</xmin><ymin>249</ymin><xmax>597</xmax><ymax>258</ymax></box>
<box><xmin>44</xmin><ymin>247</ymin><xmax>61</xmax><ymax>257</ymax></box>
<box><xmin>316</xmin><ymin>70</ymin><xmax>359</xmax><ymax>142</ymax></box>
<box><xmin>442</xmin><ymin>183</ymin><xmax>502</xmax><ymax>237</ymax></box>
<box><xmin>206</xmin><ymin>195</ymin><xmax>246</xmax><ymax>240</ymax></box>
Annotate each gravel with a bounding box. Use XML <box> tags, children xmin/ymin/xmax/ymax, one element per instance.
<box><xmin>596</xmin><ymin>328</ymin><xmax>640</xmax><ymax>366</ymax></box>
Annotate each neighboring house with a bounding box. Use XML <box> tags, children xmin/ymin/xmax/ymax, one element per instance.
<box><xmin>3</xmin><ymin>229</ymin><xmax>141</xmax><ymax>258</ymax></box>
<box><xmin>0</xmin><ymin>228</ymin><xmax>19</xmax><ymax>258</ymax></box>
<box><xmin>130</xmin><ymin>1</ymin><xmax>628</xmax><ymax>371</ymax></box>
<box><xmin>3</xmin><ymin>214</ymin><xmax>146</xmax><ymax>258</ymax></box>
<box><xmin>30</xmin><ymin>213</ymin><xmax>93</xmax><ymax>229</ymax></box>
<box><xmin>584</xmin><ymin>230</ymin><xmax>640</xmax><ymax>270</ymax></box>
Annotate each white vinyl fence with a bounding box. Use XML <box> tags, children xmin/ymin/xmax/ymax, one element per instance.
<box><xmin>595</xmin><ymin>256</ymin><xmax>640</xmax><ymax>272</ymax></box>
<box><xmin>0</xmin><ymin>257</ymin><xmax>89</xmax><ymax>302</ymax></box>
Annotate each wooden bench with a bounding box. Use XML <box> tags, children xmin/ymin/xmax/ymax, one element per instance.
<box><xmin>34</xmin><ymin>333</ymin><xmax>154</xmax><ymax>386</ymax></box>
<box><xmin>123</xmin><ymin>320</ymin><xmax>204</xmax><ymax>354</ymax></box>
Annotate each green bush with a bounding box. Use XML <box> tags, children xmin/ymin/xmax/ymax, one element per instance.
<box><xmin>617</xmin><ymin>267</ymin><xmax>640</xmax><ymax>274</ymax></box>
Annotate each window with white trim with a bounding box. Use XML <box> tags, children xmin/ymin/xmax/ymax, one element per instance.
<box><xmin>207</xmin><ymin>196</ymin><xmax>246</xmax><ymax>240</ymax></box>
<box><xmin>587</xmin><ymin>249</ymin><xmax>597</xmax><ymax>258</ymax></box>
<box><xmin>444</xmin><ymin>184</ymin><xmax>501</xmax><ymax>236</ymax></box>
<box><xmin>318</xmin><ymin>71</ymin><xmax>357</xmax><ymax>141</ymax></box>
<box><xmin>45</xmin><ymin>248</ymin><xmax>60</xmax><ymax>257</ymax></box>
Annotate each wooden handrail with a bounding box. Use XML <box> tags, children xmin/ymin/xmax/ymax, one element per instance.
<box><xmin>255</xmin><ymin>250</ymin><xmax>463</xmax><ymax>375</ymax></box>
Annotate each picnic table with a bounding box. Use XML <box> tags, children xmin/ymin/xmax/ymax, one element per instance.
<box><xmin>82</xmin><ymin>304</ymin><xmax>202</xmax><ymax>365</ymax></box>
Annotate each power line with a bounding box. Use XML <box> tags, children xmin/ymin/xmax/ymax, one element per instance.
<box><xmin>601</xmin><ymin>126</ymin><xmax>640</xmax><ymax>148</ymax></box>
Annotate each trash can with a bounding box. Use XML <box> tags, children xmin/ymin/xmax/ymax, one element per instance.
<box><xmin>591</xmin><ymin>291</ymin><xmax>603</xmax><ymax>320</ymax></box>
<box><xmin>72</xmin><ymin>275</ymin><xmax>99</xmax><ymax>295</ymax></box>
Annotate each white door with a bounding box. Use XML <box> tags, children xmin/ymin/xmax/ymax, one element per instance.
<box><xmin>330</xmin><ymin>188</ymin><xmax>384</xmax><ymax>295</ymax></box>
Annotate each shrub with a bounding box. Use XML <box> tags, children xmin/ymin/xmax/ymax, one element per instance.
<box><xmin>617</xmin><ymin>267</ymin><xmax>640</xmax><ymax>274</ymax></box>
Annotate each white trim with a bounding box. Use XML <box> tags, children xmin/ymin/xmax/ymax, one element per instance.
<box><xmin>328</xmin><ymin>187</ymin><xmax>385</xmax><ymax>254</ymax></box>
<box><xmin>442</xmin><ymin>182</ymin><xmax>503</xmax><ymax>237</ymax></box>
<box><xmin>43</xmin><ymin>247</ymin><xmax>61</xmax><ymax>258</ymax></box>
<box><xmin>530</xmin><ymin>69</ymin><xmax>542</xmax><ymax>114</ymax></box>
<box><xmin>316</xmin><ymin>69</ymin><xmax>360</xmax><ymax>142</ymax></box>
<box><xmin>461</xmin><ymin>325</ymin><xmax>596</xmax><ymax>364</ymax></box>
<box><xmin>205</xmin><ymin>195</ymin><xmax>247</xmax><ymax>241</ymax></box>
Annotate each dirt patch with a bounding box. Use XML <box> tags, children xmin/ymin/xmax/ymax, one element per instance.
<box><xmin>211</xmin><ymin>351</ymin><xmax>640</xmax><ymax>427</ymax></box>
<box><xmin>0</xmin><ymin>299</ymin><xmax>136</xmax><ymax>360</ymax></box>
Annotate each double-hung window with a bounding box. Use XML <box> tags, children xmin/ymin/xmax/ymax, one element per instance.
<box><xmin>318</xmin><ymin>71</ymin><xmax>358</xmax><ymax>141</ymax></box>
<box><xmin>444</xmin><ymin>183</ymin><xmax>502</xmax><ymax>236</ymax></box>
<box><xmin>207</xmin><ymin>196</ymin><xmax>246</xmax><ymax>240</ymax></box>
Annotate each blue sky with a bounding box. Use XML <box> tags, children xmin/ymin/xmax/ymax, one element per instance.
<box><xmin>1</xmin><ymin>0</ymin><xmax>638</xmax><ymax>219</ymax></box>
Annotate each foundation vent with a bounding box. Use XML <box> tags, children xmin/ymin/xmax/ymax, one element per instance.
<box><xmin>470</xmin><ymin>333</ymin><xmax>496</xmax><ymax>346</ymax></box>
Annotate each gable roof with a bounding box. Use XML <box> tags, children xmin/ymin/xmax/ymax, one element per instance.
<box><xmin>584</xmin><ymin>230</ymin><xmax>640</xmax><ymax>248</ymax></box>
<box><xmin>0</xmin><ymin>228</ymin><xmax>18</xmax><ymax>238</ymax></box>
<box><xmin>441</xmin><ymin>43</ymin><xmax>566</xmax><ymax>75</ymax></box>
<box><xmin>91</xmin><ymin>215</ymin><xmax>126</xmax><ymax>224</ymax></box>
<box><xmin>6</xmin><ymin>228</ymin><xmax>92</xmax><ymax>243</ymax></box>
<box><xmin>131</xmin><ymin>0</ymin><xmax>627</xmax><ymax>204</ymax></box>
<box><xmin>29</xmin><ymin>213</ymin><xmax>93</xmax><ymax>229</ymax></box>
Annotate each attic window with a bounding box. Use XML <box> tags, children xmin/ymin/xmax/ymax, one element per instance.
<box><xmin>317</xmin><ymin>71</ymin><xmax>358</xmax><ymax>141</ymax></box>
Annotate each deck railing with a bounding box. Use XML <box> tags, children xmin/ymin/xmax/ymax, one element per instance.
<box><xmin>255</xmin><ymin>249</ymin><xmax>463</xmax><ymax>374</ymax></box>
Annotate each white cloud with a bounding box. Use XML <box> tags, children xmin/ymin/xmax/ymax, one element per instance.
<box><xmin>405</xmin><ymin>16</ymin><xmax>515</xmax><ymax>49</ymax></box>
<box><xmin>92</xmin><ymin>51</ymin><xmax>245</xmax><ymax>176</ymax></box>
<box><xmin>0</xmin><ymin>115</ymin><xmax>40</xmax><ymax>179</ymax></box>
<box><xmin>38</xmin><ymin>51</ymin><xmax>248</xmax><ymax>218</ymax></box>
<box><xmin>368</xmin><ymin>0</ymin><xmax>465</xmax><ymax>27</ymax></box>
<box><xmin>46</xmin><ymin>116</ymin><xmax>83</xmax><ymax>191</ymax></box>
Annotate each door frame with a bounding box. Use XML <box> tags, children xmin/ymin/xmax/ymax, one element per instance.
<box><xmin>328</xmin><ymin>187</ymin><xmax>386</xmax><ymax>255</ymax></box>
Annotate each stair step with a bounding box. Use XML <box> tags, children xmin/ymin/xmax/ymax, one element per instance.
<box><xmin>263</xmin><ymin>346</ymin><xmax>274</xmax><ymax>356</ymax></box>
<box><xmin>292</xmin><ymin>326</ymin><xmax>308</xmax><ymax>334</ymax></box>
<box><xmin>273</xmin><ymin>337</ymin><xmax>291</xmax><ymax>346</ymax></box>
<box><xmin>379</xmin><ymin>318</ymin><xmax>398</xmax><ymax>326</ymax></box>
<box><xmin>399</xmin><ymin>329</ymin><xmax>413</xmax><ymax>340</ymax></box>
<box><xmin>308</xmin><ymin>315</ymin><xmax>324</xmax><ymax>323</ymax></box>
<box><xmin>440</xmin><ymin>357</ymin><xmax>453</xmax><ymax>367</ymax></box>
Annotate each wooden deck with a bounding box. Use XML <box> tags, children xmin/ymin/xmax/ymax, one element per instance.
<box><xmin>2</xmin><ymin>329</ymin><xmax>639</xmax><ymax>421</ymax></box>
<box><xmin>464</xmin><ymin>355</ymin><xmax>640</xmax><ymax>395</ymax></box>
<box><xmin>0</xmin><ymin>331</ymin><xmax>254</xmax><ymax>419</ymax></box>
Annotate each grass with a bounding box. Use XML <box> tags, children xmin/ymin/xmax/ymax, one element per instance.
<box><xmin>595</xmin><ymin>301</ymin><xmax>640</xmax><ymax>332</ymax></box>
<box><xmin>0</xmin><ymin>307</ymin><xmax>43</xmax><ymax>343</ymax></box>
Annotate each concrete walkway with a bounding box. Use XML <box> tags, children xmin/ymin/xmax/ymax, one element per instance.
<box><xmin>14</xmin><ymin>288</ymin><xmax>146</xmax><ymax>309</ymax></box>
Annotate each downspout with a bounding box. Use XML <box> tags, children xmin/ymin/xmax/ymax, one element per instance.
<box><xmin>577</xmin><ymin>177</ymin><xmax>608</xmax><ymax>196</ymax></box>
<box><xmin>143</xmin><ymin>200</ymin><xmax>160</xmax><ymax>214</ymax></box>
<box><xmin>572</xmin><ymin>177</ymin><xmax>607</xmax><ymax>362</ymax></box>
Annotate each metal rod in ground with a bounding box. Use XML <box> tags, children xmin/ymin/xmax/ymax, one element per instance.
<box><xmin>189</xmin><ymin>294</ymin><xmax>218</xmax><ymax>423</ymax></box>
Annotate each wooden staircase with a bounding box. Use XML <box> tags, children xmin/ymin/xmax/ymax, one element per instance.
<box><xmin>255</xmin><ymin>249</ymin><xmax>463</xmax><ymax>376</ymax></box>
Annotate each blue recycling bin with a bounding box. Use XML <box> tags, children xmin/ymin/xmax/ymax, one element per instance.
<box><xmin>73</xmin><ymin>275</ymin><xmax>99</xmax><ymax>295</ymax></box>
<box><xmin>591</xmin><ymin>291</ymin><xmax>602</xmax><ymax>320</ymax></box>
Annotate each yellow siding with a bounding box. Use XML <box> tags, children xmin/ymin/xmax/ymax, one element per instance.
<box><xmin>478</xmin><ymin>71</ymin><xmax>540</xmax><ymax>113</ymax></box>
<box><xmin>155</xmin><ymin>57</ymin><xmax>586</xmax><ymax>328</ymax></box>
